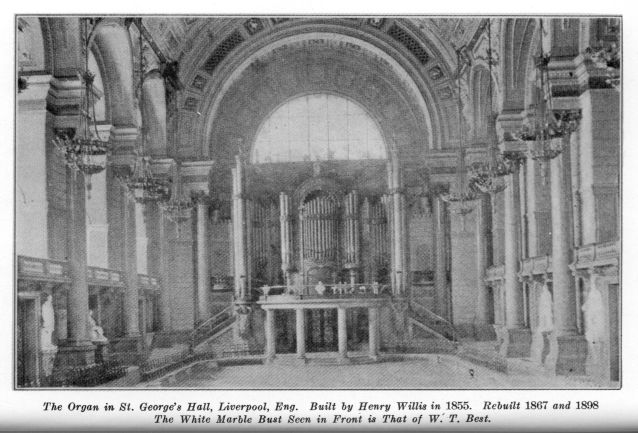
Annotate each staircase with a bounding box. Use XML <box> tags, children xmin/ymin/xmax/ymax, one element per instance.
<box><xmin>408</xmin><ymin>300</ymin><xmax>457</xmax><ymax>342</ymax></box>
<box><xmin>191</xmin><ymin>306</ymin><xmax>236</xmax><ymax>348</ymax></box>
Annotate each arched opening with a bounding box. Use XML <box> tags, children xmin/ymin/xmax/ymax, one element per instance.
<box><xmin>252</xmin><ymin>93</ymin><xmax>387</xmax><ymax>163</ymax></box>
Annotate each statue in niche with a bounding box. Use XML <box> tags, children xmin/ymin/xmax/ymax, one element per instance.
<box><xmin>582</xmin><ymin>276</ymin><xmax>605</xmax><ymax>344</ymax></box>
<box><xmin>530</xmin><ymin>281</ymin><xmax>553</xmax><ymax>364</ymax></box>
<box><xmin>88</xmin><ymin>310</ymin><xmax>108</xmax><ymax>343</ymax></box>
<box><xmin>40</xmin><ymin>293</ymin><xmax>56</xmax><ymax>351</ymax></box>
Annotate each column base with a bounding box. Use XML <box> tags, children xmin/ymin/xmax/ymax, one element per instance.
<box><xmin>55</xmin><ymin>341</ymin><xmax>95</xmax><ymax>369</ymax></box>
<box><xmin>545</xmin><ymin>334</ymin><xmax>588</xmax><ymax>376</ymax></box>
<box><xmin>263</xmin><ymin>354</ymin><xmax>277</xmax><ymax>364</ymax></box>
<box><xmin>474</xmin><ymin>323</ymin><xmax>497</xmax><ymax>341</ymax></box>
<box><xmin>152</xmin><ymin>331</ymin><xmax>179</xmax><ymax>348</ymax></box>
<box><xmin>109</xmin><ymin>335</ymin><xmax>145</xmax><ymax>365</ymax></box>
<box><xmin>336</xmin><ymin>356</ymin><xmax>352</xmax><ymax>365</ymax></box>
<box><xmin>93</xmin><ymin>341</ymin><xmax>110</xmax><ymax>364</ymax></box>
<box><xmin>499</xmin><ymin>328</ymin><xmax>532</xmax><ymax>358</ymax></box>
<box><xmin>267</xmin><ymin>354</ymin><xmax>308</xmax><ymax>366</ymax></box>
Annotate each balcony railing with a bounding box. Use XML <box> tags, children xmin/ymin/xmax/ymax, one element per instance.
<box><xmin>17</xmin><ymin>256</ymin><xmax>70</xmax><ymax>283</ymax></box>
<box><xmin>519</xmin><ymin>255</ymin><xmax>552</xmax><ymax>278</ymax></box>
<box><xmin>574</xmin><ymin>240</ymin><xmax>619</xmax><ymax>268</ymax></box>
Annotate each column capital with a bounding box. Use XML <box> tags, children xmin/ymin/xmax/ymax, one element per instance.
<box><xmin>18</xmin><ymin>74</ymin><xmax>52</xmax><ymax>111</ymax></box>
<box><xmin>108</xmin><ymin>126</ymin><xmax>139</xmax><ymax>169</ymax></box>
<box><xmin>46</xmin><ymin>77</ymin><xmax>83</xmax><ymax>132</ymax></box>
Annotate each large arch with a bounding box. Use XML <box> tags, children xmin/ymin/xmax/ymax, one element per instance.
<box><xmin>90</xmin><ymin>19</ymin><xmax>138</xmax><ymax>132</ymax></box>
<box><xmin>501</xmin><ymin>18</ymin><xmax>537</xmax><ymax>112</ymax></box>
<box><xmin>206</xmin><ymin>36</ymin><xmax>433</xmax><ymax>167</ymax></box>
<box><xmin>173</xmin><ymin>19</ymin><xmax>461</xmax><ymax>163</ymax></box>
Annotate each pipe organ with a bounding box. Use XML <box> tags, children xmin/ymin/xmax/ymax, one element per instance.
<box><xmin>245</xmin><ymin>188</ymin><xmax>390</xmax><ymax>288</ymax></box>
<box><xmin>233</xmin><ymin>159</ymin><xmax>396</xmax><ymax>297</ymax></box>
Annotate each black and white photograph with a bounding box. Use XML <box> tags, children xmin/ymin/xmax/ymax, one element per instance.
<box><xmin>8</xmin><ymin>7</ymin><xmax>630</xmax><ymax>430</ymax></box>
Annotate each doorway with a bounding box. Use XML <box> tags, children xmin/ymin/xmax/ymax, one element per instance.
<box><xmin>17</xmin><ymin>296</ymin><xmax>39</xmax><ymax>387</ymax></box>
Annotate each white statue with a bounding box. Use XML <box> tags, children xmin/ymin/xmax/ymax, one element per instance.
<box><xmin>88</xmin><ymin>309</ymin><xmax>108</xmax><ymax>343</ymax></box>
<box><xmin>371</xmin><ymin>281</ymin><xmax>380</xmax><ymax>295</ymax></box>
<box><xmin>314</xmin><ymin>281</ymin><xmax>326</xmax><ymax>296</ymax></box>
<box><xmin>537</xmin><ymin>283</ymin><xmax>554</xmax><ymax>332</ymax></box>
<box><xmin>582</xmin><ymin>276</ymin><xmax>605</xmax><ymax>344</ymax></box>
<box><xmin>40</xmin><ymin>294</ymin><xmax>56</xmax><ymax>351</ymax></box>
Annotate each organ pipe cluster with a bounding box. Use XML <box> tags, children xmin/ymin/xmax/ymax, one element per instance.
<box><xmin>301</xmin><ymin>193</ymin><xmax>339</xmax><ymax>263</ymax></box>
<box><xmin>343</xmin><ymin>190</ymin><xmax>360</xmax><ymax>269</ymax></box>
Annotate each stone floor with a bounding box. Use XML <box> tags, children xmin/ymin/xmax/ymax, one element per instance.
<box><xmin>140</xmin><ymin>354</ymin><xmax>607</xmax><ymax>389</ymax></box>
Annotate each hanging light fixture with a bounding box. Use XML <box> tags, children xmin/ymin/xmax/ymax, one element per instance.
<box><xmin>160</xmin><ymin>161</ymin><xmax>193</xmax><ymax>235</ymax></box>
<box><xmin>124</xmin><ymin>21</ymin><xmax>171</xmax><ymax>204</ymax></box>
<box><xmin>584</xmin><ymin>17</ymin><xmax>620</xmax><ymax>92</ymax></box>
<box><xmin>514</xmin><ymin>19</ymin><xmax>580</xmax><ymax>177</ymax></box>
<box><xmin>468</xmin><ymin>19</ymin><xmax>522</xmax><ymax>195</ymax></box>
<box><xmin>441</xmin><ymin>46</ymin><xmax>477</xmax><ymax>216</ymax></box>
<box><xmin>52</xmin><ymin>18</ymin><xmax>108</xmax><ymax>183</ymax></box>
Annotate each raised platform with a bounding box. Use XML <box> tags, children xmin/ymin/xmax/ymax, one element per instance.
<box><xmin>257</xmin><ymin>293</ymin><xmax>391</xmax><ymax>309</ymax></box>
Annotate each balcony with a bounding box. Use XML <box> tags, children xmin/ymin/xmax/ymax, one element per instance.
<box><xmin>485</xmin><ymin>265</ymin><xmax>504</xmax><ymax>282</ymax></box>
<box><xmin>519</xmin><ymin>255</ymin><xmax>552</xmax><ymax>279</ymax></box>
<box><xmin>574</xmin><ymin>240</ymin><xmax>619</xmax><ymax>269</ymax></box>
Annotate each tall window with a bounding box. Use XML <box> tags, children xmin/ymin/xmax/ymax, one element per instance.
<box><xmin>252</xmin><ymin>94</ymin><xmax>386</xmax><ymax>163</ymax></box>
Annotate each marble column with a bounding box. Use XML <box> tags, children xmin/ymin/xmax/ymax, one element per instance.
<box><xmin>475</xmin><ymin>196</ymin><xmax>496</xmax><ymax>340</ymax></box>
<box><xmin>549</xmin><ymin>140</ymin><xmax>587</xmax><ymax>375</ymax></box>
<box><xmin>45</xmin><ymin>74</ymin><xmax>95</xmax><ymax>366</ymax></box>
<box><xmin>265</xmin><ymin>309</ymin><xmax>276</xmax><ymax>360</ymax></box>
<box><xmin>157</xmin><ymin>210</ymin><xmax>172</xmax><ymax>333</ymax></box>
<box><xmin>296</xmin><ymin>308</ymin><xmax>306</xmax><ymax>359</ymax></box>
<box><xmin>389</xmin><ymin>160</ymin><xmax>405</xmax><ymax>295</ymax></box>
<box><xmin>337</xmin><ymin>307</ymin><xmax>349</xmax><ymax>362</ymax></box>
<box><xmin>122</xmin><ymin>190</ymin><xmax>141</xmax><ymax>339</ymax></box>
<box><xmin>433</xmin><ymin>197</ymin><xmax>449</xmax><ymax>320</ymax></box>
<box><xmin>58</xmin><ymin>167</ymin><xmax>95</xmax><ymax>365</ymax></box>
<box><xmin>141</xmin><ymin>70</ymin><xmax>167</xmax><ymax>158</ymax></box>
<box><xmin>280</xmin><ymin>193</ymin><xmax>292</xmax><ymax>287</ymax></box>
<box><xmin>196</xmin><ymin>198</ymin><xmax>211</xmax><ymax>322</ymax></box>
<box><xmin>526</xmin><ymin>155</ymin><xmax>538</xmax><ymax>257</ymax></box>
<box><xmin>368</xmin><ymin>307</ymin><xmax>379</xmax><ymax>359</ymax></box>
<box><xmin>500</xmin><ymin>171</ymin><xmax>531</xmax><ymax>357</ymax></box>
<box><xmin>232</xmin><ymin>156</ymin><xmax>248</xmax><ymax>300</ymax></box>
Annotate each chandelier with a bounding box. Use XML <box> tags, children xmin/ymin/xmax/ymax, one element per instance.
<box><xmin>584</xmin><ymin>42</ymin><xmax>620</xmax><ymax>91</ymax></box>
<box><xmin>160</xmin><ymin>162</ymin><xmax>193</xmax><ymax>234</ymax></box>
<box><xmin>52</xmin><ymin>18</ymin><xmax>108</xmax><ymax>184</ymax></box>
<box><xmin>441</xmin><ymin>47</ymin><xmax>477</xmax><ymax>215</ymax></box>
<box><xmin>124</xmin><ymin>22</ymin><xmax>171</xmax><ymax>204</ymax></box>
<box><xmin>126</xmin><ymin>155</ymin><xmax>171</xmax><ymax>204</ymax></box>
<box><xmin>468</xmin><ymin>19</ymin><xmax>520</xmax><ymax>195</ymax></box>
<box><xmin>514</xmin><ymin>19</ymin><xmax>580</xmax><ymax>165</ymax></box>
